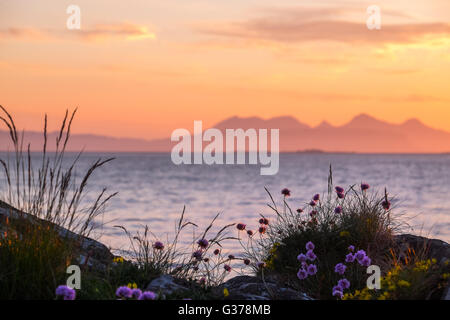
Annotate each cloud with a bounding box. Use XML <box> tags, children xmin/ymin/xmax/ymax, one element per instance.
<box><xmin>0</xmin><ymin>23</ymin><xmax>156</xmax><ymax>42</ymax></box>
<box><xmin>194</xmin><ymin>9</ymin><xmax>450</xmax><ymax>46</ymax></box>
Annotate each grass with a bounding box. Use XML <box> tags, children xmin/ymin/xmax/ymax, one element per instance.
<box><xmin>0</xmin><ymin>105</ymin><xmax>115</xmax><ymax>299</ymax></box>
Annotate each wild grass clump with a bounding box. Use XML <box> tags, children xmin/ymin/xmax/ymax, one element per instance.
<box><xmin>112</xmin><ymin>208</ymin><xmax>239</xmax><ymax>297</ymax></box>
<box><xmin>0</xmin><ymin>106</ymin><xmax>115</xmax><ymax>299</ymax></box>
<box><xmin>240</xmin><ymin>167</ymin><xmax>407</xmax><ymax>299</ymax></box>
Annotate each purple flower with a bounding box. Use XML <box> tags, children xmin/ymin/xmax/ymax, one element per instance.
<box><xmin>382</xmin><ymin>200</ymin><xmax>391</xmax><ymax>210</ymax></box>
<box><xmin>334</xmin><ymin>263</ymin><xmax>347</xmax><ymax>275</ymax></box>
<box><xmin>236</xmin><ymin>223</ymin><xmax>246</xmax><ymax>231</ymax></box>
<box><xmin>361</xmin><ymin>183</ymin><xmax>370</xmax><ymax>191</ymax></box>
<box><xmin>297</xmin><ymin>268</ymin><xmax>308</xmax><ymax>280</ymax></box>
<box><xmin>360</xmin><ymin>256</ymin><xmax>372</xmax><ymax>267</ymax></box>
<box><xmin>153</xmin><ymin>241</ymin><xmax>164</xmax><ymax>250</ymax></box>
<box><xmin>224</xmin><ymin>264</ymin><xmax>232</xmax><ymax>272</ymax></box>
<box><xmin>337</xmin><ymin>192</ymin><xmax>345</xmax><ymax>199</ymax></box>
<box><xmin>213</xmin><ymin>249</ymin><xmax>220</xmax><ymax>255</ymax></box>
<box><xmin>307</xmin><ymin>264</ymin><xmax>318</xmax><ymax>276</ymax></box>
<box><xmin>334</xmin><ymin>206</ymin><xmax>342</xmax><ymax>214</ymax></box>
<box><xmin>56</xmin><ymin>285</ymin><xmax>76</xmax><ymax>300</ymax></box>
<box><xmin>131</xmin><ymin>288</ymin><xmax>142</xmax><ymax>299</ymax></box>
<box><xmin>296</xmin><ymin>208</ymin><xmax>303</xmax><ymax>213</ymax></box>
<box><xmin>332</xmin><ymin>286</ymin><xmax>343</xmax><ymax>299</ymax></box>
<box><xmin>244</xmin><ymin>259</ymin><xmax>251</xmax><ymax>265</ymax></box>
<box><xmin>313</xmin><ymin>194</ymin><xmax>320</xmax><ymax>201</ymax></box>
<box><xmin>55</xmin><ymin>285</ymin><xmax>70</xmax><ymax>297</ymax></box>
<box><xmin>309</xmin><ymin>200</ymin><xmax>316</xmax><ymax>207</ymax></box>
<box><xmin>192</xmin><ymin>250</ymin><xmax>203</xmax><ymax>261</ymax></box>
<box><xmin>139</xmin><ymin>291</ymin><xmax>157</xmax><ymax>300</ymax></box>
<box><xmin>338</xmin><ymin>278</ymin><xmax>351</xmax><ymax>290</ymax></box>
<box><xmin>197</xmin><ymin>238</ymin><xmax>209</xmax><ymax>248</ymax></box>
<box><xmin>355</xmin><ymin>250</ymin><xmax>366</xmax><ymax>262</ymax></box>
<box><xmin>305</xmin><ymin>241</ymin><xmax>315</xmax><ymax>251</ymax></box>
<box><xmin>345</xmin><ymin>253</ymin><xmax>355</xmax><ymax>263</ymax></box>
<box><xmin>247</xmin><ymin>230</ymin><xmax>253</xmax><ymax>236</ymax></box>
<box><xmin>228</xmin><ymin>254</ymin><xmax>235</xmax><ymax>260</ymax></box>
<box><xmin>335</xmin><ymin>186</ymin><xmax>345</xmax><ymax>194</ymax></box>
<box><xmin>348</xmin><ymin>245</ymin><xmax>355</xmax><ymax>252</ymax></box>
<box><xmin>297</xmin><ymin>253</ymin><xmax>307</xmax><ymax>263</ymax></box>
<box><xmin>259</xmin><ymin>217</ymin><xmax>269</xmax><ymax>225</ymax></box>
<box><xmin>306</xmin><ymin>249</ymin><xmax>316</xmax><ymax>261</ymax></box>
<box><xmin>116</xmin><ymin>286</ymin><xmax>132</xmax><ymax>299</ymax></box>
<box><xmin>281</xmin><ymin>188</ymin><xmax>291</xmax><ymax>197</ymax></box>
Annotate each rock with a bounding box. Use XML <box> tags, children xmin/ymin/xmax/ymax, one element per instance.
<box><xmin>0</xmin><ymin>200</ymin><xmax>113</xmax><ymax>270</ymax></box>
<box><xmin>394</xmin><ymin>234</ymin><xmax>450</xmax><ymax>300</ymax></box>
<box><xmin>146</xmin><ymin>275</ymin><xmax>190</xmax><ymax>296</ymax></box>
<box><xmin>394</xmin><ymin>234</ymin><xmax>450</xmax><ymax>264</ymax></box>
<box><xmin>219</xmin><ymin>275</ymin><xmax>312</xmax><ymax>300</ymax></box>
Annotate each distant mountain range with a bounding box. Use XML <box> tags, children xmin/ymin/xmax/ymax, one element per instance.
<box><xmin>1</xmin><ymin>114</ymin><xmax>450</xmax><ymax>153</ymax></box>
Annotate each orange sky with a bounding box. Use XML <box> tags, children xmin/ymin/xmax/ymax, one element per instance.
<box><xmin>0</xmin><ymin>0</ymin><xmax>449</xmax><ymax>139</ymax></box>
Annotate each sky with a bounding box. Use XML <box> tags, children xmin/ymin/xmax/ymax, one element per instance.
<box><xmin>0</xmin><ymin>0</ymin><xmax>449</xmax><ymax>139</ymax></box>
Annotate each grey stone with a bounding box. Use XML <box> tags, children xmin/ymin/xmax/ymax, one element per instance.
<box><xmin>146</xmin><ymin>275</ymin><xmax>189</xmax><ymax>296</ymax></box>
<box><xmin>219</xmin><ymin>275</ymin><xmax>312</xmax><ymax>300</ymax></box>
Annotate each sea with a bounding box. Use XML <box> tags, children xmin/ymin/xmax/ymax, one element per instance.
<box><xmin>1</xmin><ymin>152</ymin><xmax>449</xmax><ymax>255</ymax></box>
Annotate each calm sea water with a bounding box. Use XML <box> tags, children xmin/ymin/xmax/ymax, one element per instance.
<box><xmin>1</xmin><ymin>152</ymin><xmax>449</xmax><ymax>253</ymax></box>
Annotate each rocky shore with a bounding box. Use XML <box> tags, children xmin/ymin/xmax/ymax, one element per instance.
<box><xmin>1</xmin><ymin>201</ymin><xmax>449</xmax><ymax>300</ymax></box>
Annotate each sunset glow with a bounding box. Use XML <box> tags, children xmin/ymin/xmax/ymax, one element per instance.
<box><xmin>1</xmin><ymin>0</ymin><xmax>449</xmax><ymax>140</ymax></box>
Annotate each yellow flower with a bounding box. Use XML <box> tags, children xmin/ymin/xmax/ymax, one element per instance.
<box><xmin>127</xmin><ymin>282</ymin><xmax>137</xmax><ymax>289</ymax></box>
<box><xmin>397</xmin><ymin>280</ymin><xmax>410</xmax><ymax>288</ymax></box>
<box><xmin>339</xmin><ymin>231</ymin><xmax>350</xmax><ymax>238</ymax></box>
<box><xmin>223</xmin><ymin>288</ymin><xmax>229</xmax><ymax>297</ymax></box>
<box><xmin>113</xmin><ymin>256</ymin><xmax>124</xmax><ymax>263</ymax></box>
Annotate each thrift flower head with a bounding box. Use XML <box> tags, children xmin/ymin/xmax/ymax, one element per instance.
<box><xmin>116</xmin><ymin>286</ymin><xmax>132</xmax><ymax>299</ymax></box>
<box><xmin>335</xmin><ymin>186</ymin><xmax>344</xmax><ymax>194</ymax></box>
<box><xmin>247</xmin><ymin>230</ymin><xmax>253</xmax><ymax>236</ymax></box>
<box><xmin>297</xmin><ymin>253</ymin><xmax>307</xmax><ymax>263</ymax></box>
<box><xmin>213</xmin><ymin>249</ymin><xmax>220</xmax><ymax>255</ymax></box>
<box><xmin>224</xmin><ymin>264</ymin><xmax>232</xmax><ymax>272</ymax></box>
<box><xmin>296</xmin><ymin>208</ymin><xmax>303</xmax><ymax>213</ymax></box>
<box><xmin>309</xmin><ymin>200</ymin><xmax>316</xmax><ymax>207</ymax></box>
<box><xmin>259</xmin><ymin>217</ymin><xmax>269</xmax><ymax>225</ymax></box>
<box><xmin>360</xmin><ymin>256</ymin><xmax>371</xmax><ymax>267</ymax></box>
<box><xmin>55</xmin><ymin>285</ymin><xmax>76</xmax><ymax>300</ymax></box>
<box><xmin>197</xmin><ymin>238</ymin><xmax>209</xmax><ymax>248</ymax></box>
<box><xmin>139</xmin><ymin>291</ymin><xmax>156</xmax><ymax>300</ymax></box>
<box><xmin>382</xmin><ymin>200</ymin><xmax>391</xmax><ymax>210</ymax></box>
<box><xmin>337</xmin><ymin>192</ymin><xmax>345</xmax><ymax>199</ymax></box>
<box><xmin>193</xmin><ymin>250</ymin><xmax>203</xmax><ymax>261</ymax></box>
<box><xmin>361</xmin><ymin>183</ymin><xmax>370</xmax><ymax>191</ymax></box>
<box><xmin>153</xmin><ymin>241</ymin><xmax>164</xmax><ymax>250</ymax></box>
<box><xmin>297</xmin><ymin>268</ymin><xmax>308</xmax><ymax>280</ymax></box>
<box><xmin>281</xmin><ymin>188</ymin><xmax>291</xmax><ymax>197</ymax></box>
<box><xmin>236</xmin><ymin>223</ymin><xmax>246</xmax><ymax>231</ymax></box>
<box><xmin>348</xmin><ymin>245</ymin><xmax>355</xmax><ymax>252</ymax></box>
<box><xmin>332</xmin><ymin>287</ymin><xmax>343</xmax><ymax>299</ymax></box>
<box><xmin>338</xmin><ymin>278</ymin><xmax>350</xmax><ymax>290</ymax></box>
<box><xmin>244</xmin><ymin>258</ymin><xmax>251</xmax><ymax>265</ymax></box>
<box><xmin>334</xmin><ymin>263</ymin><xmax>347</xmax><ymax>275</ymax></box>
<box><xmin>131</xmin><ymin>288</ymin><xmax>142</xmax><ymax>299</ymax></box>
<box><xmin>307</xmin><ymin>264</ymin><xmax>318</xmax><ymax>275</ymax></box>
<box><xmin>306</xmin><ymin>249</ymin><xmax>317</xmax><ymax>261</ymax></box>
<box><xmin>228</xmin><ymin>254</ymin><xmax>235</xmax><ymax>260</ymax></box>
<box><xmin>313</xmin><ymin>194</ymin><xmax>320</xmax><ymax>201</ymax></box>
<box><xmin>306</xmin><ymin>241</ymin><xmax>315</xmax><ymax>251</ymax></box>
<box><xmin>334</xmin><ymin>206</ymin><xmax>342</xmax><ymax>214</ymax></box>
<box><xmin>355</xmin><ymin>250</ymin><xmax>366</xmax><ymax>262</ymax></box>
<box><xmin>258</xmin><ymin>226</ymin><xmax>267</xmax><ymax>234</ymax></box>
<box><xmin>345</xmin><ymin>253</ymin><xmax>355</xmax><ymax>263</ymax></box>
